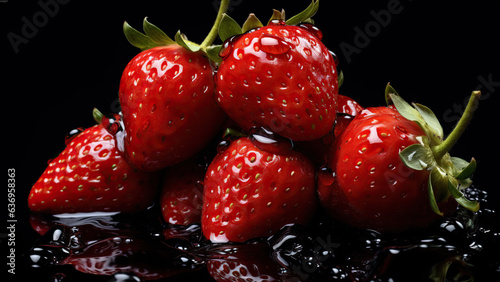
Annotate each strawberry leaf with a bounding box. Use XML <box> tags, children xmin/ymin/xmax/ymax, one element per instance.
<box><xmin>450</xmin><ymin>156</ymin><xmax>469</xmax><ymax>171</ymax></box>
<box><xmin>412</xmin><ymin>102</ymin><xmax>444</xmax><ymax>141</ymax></box>
<box><xmin>268</xmin><ymin>9</ymin><xmax>285</xmax><ymax>24</ymax></box>
<box><xmin>458</xmin><ymin>177</ymin><xmax>473</xmax><ymax>190</ymax></box>
<box><xmin>448</xmin><ymin>178</ymin><xmax>480</xmax><ymax>212</ymax></box>
<box><xmin>384</xmin><ymin>83</ymin><xmax>399</xmax><ymax>105</ymax></box>
<box><xmin>205</xmin><ymin>45</ymin><xmax>222</xmax><ymax>64</ymax></box>
<box><xmin>428</xmin><ymin>172</ymin><xmax>444</xmax><ymax>216</ymax></box>
<box><xmin>399</xmin><ymin>142</ymin><xmax>436</xmax><ymax>171</ymax></box>
<box><xmin>286</xmin><ymin>0</ymin><xmax>320</xmax><ymax>26</ymax></box>
<box><xmin>219</xmin><ymin>13</ymin><xmax>242</xmax><ymax>42</ymax></box>
<box><xmin>431</xmin><ymin>166</ymin><xmax>452</xmax><ymax>202</ymax></box>
<box><xmin>223</xmin><ymin>128</ymin><xmax>246</xmax><ymax>138</ymax></box>
<box><xmin>123</xmin><ymin>21</ymin><xmax>159</xmax><ymax>50</ymax></box>
<box><xmin>143</xmin><ymin>17</ymin><xmax>175</xmax><ymax>45</ymax></box>
<box><xmin>338</xmin><ymin>70</ymin><xmax>344</xmax><ymax>88</ymax></box>
<box><xmin>242</xmin><ymin>13</ymin><xmax>264</xmax><ymax>33</ymax></box>
<box><xmin>389</xmin><ymin>94</ymin><xmax>425</xmax><ymax>126</ymax></box>
<box><xmin>93</xmin><ymin>108</ymin><xmax>104</xmax><ymax>124</ymax></box>
<box><xmin>453</xmin><ymin>157</ymin><xmax>476</xmax><ymax>181</ymax></box>
<box><xmin>175</xmin><ymin>31</ymin><xmax>200</xmax><ymax>52</ymax></box>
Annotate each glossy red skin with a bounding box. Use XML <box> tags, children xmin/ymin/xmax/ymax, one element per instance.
<box><xmin>318</xmin><ymin>107</ymin><xmax>456</xmax><ymax>233</ymax></box>
<box><xmin>296</xmin><ymin>94</ymin><xmax>363</xmax><ymax>166</ymax></box>
<box><xmin>215</xmin><ymin>21</ymin><xmax>338</xmax><ymax>141</ymax></box>
<box><xmin>202</xmin><ymin>137</ymin><xmax>317</xmax><ymax>243</ymax></box>
<box><xmin>28</xmin><ymin>124</ymin><xmax>159</xmax><ymax>214</ymax></box>
<box><xmin>119</xmin><ymin>45</ymin><xmax>227</xmax><ymax>172</ymax></box>
<box><xmin>337</xmin><ymin>94</ymin><xmax>364</xmax><ymax>116</ymax></box>
<box><xmin>160</xmin><ymin>159</ymin><xmax>205</xmax><ymax>225</ymax></box>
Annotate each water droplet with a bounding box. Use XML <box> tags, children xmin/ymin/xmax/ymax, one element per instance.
<box><xmin>318</xmin><ymin>167</ymin><xmax>335</xmax><ymax>187</ymax></box>
<box><xmin>249</xmin><ymin>127</ymin><xmax>294</xmax><ymax>153</ymax></box>
<box><xmin>219</xmin><ymin>35</ymin><xmax>240</xmax><ymax>59</ymax></box>
<box><xmin>111</xmin><ymin>272</ymin><xmax>142</xmax><ymax>282</ymax></box>
<box><xmin>259</xmin><ymin>34</ymin><xmax>290</xmax><ymax>55</ymax></box>
<box><xmin>269</xmin><ymin>19</ymin><xmax>286</xmax><ymax>26</ymax></box>
<box><xmin>299</xmin><ymin>23</ymin><xmax>323</xmax><ymax>40</ymax></box>
<box><xmin>65</xmin><ymin>128</ymin><xmax>85</xmax><ymax>145</ymax></box>
<box><xmin>52</xmin><ymin>228</ymin><xmax>63</xmax><ymax>241</ymax></box>
<box><xmin>329</xmin><ymin>50</ymin><xmax>339</xmax><ymax>66</ymax></box>
<box><xmin>217</xmin><ymin>132</ymin><xmax>241</xmax><ymax>153</ymax></box>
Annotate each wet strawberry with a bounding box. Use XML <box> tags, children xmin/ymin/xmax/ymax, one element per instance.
<box><xmin>337</xmin><ymin>94</ymin><xmax>364</xmax><ymax>117</ymax></box>
<box><xmin>215</xmin><ymin>14</ymin><xmax>338</xmax><ymax>141</ymax></box>
<box><xmin>318</xmin><ymin>90</ymin><xmax>481</xmax><ymax>232</ymax></box>
<box><xmin>202</xmin><ymin>133</ymin><xmax>317</xmax><ymax>242</ymax></box>
<box><xmin>160</xmin><ymin>159</ymin><xmax>205</xmax><ymax>225</ymax></box>
<box><xmin>119</xmin><ymin>18</ymin><xmax>227</xmax><ymax>172</ymax></box>
<box><xmin>296</xmin><ymin>94</ymin><xmax>364</xmax><ymax>166</ymax></box>
<box><xmin>28</xmin><ymin>110</ymin><xmax>159</xmax><ymax>214</ymax></box>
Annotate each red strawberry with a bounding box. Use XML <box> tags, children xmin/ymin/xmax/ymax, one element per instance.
<box><xmin>298</xmin><ymin>94</ymin><xmax>363</xmax><ymax>165</ymax></box>
<box><xmin>202</xmin><ymin>132</ymin><xmax>317</xmax><ymax>243</ymax></box>
<box><xmin>28</xmin><ymin>110</ymin><xmax>159</xmax><ymax>214</ymax></box>
<box><xmin>215</xmin><ymin>9</ymin><xmax>338</xmax><ymax>141</ymax></box>
<box><xmin>318</xmin><ymin>90</ymin><xmax>481</xmax><ymax>232</ymax></box>
<box><xmin>337</xmin><ymin>94</ymin><xmax>364</xmax><ymax>117</ymax></box>
<box><xmin>333</xmin><ymin>94</ymin><xmax>364</xmax><ymax>140</ymax></box>
<box><xmin>160</xmin><ymin>159</ymin><xmax>205</xmax><ymax>225</ymax></box>
<box><xmin>119</xmin><ymin>18</ymin><xmax>227</xmax><ymax>172</ymax></box>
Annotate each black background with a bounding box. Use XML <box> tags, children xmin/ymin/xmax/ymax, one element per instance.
<box><xmin>1</xmin><ymin>0</ymin><xmax>499</xmax><ymax>280</ymax></box>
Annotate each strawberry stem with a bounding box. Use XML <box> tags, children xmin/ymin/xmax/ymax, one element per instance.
<box><xmin>200</xmin><ymin>0</ymin><xmax>230</xmax><ymax>49</ymax></box>
<box><xmin>432</xmin><ymin>91</ymin><xmax>481</xmax><ymax>161</ymax></box>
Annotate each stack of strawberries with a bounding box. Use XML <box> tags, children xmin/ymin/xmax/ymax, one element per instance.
<box><xmin>28</xmin><ymin>0</ymin><xmax>480</xmax><ymax>246</ymax></box>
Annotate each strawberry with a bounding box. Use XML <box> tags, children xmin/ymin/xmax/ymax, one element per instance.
<box><xmin>318</xmin><ymin>88</ymin><xmax>481</xmax><ymax>232</ymax></box>
<box><xmin>160</xmin><ymin>159</ymin><xmax>205</xmax><ymax>225</ymax></box>
<box><xmin>215</xmin><ymin>3</ymin><xmax>338</xmax><ymax>141</ymax></box>
<box><xmin>201</xmin><ymin>130</ymin><xmax>317</xmax><ymax>243</ymax></box>
<box><xmin>296</xmin><ymin>94</ymin><xmax>364</xmax><ymax>166</ymax></box>
<box><xmin>119</xmin><ymin>18</ymin><xmax>227</xmax><ymax>172</ymax></box>
<box><xmin>28</xmin><ymin>109</ymin><xmax>159</xmax><ymax>214</ymax></box>
<box><xmin>337</xmin><ymin>94</ymin><xmax>364</xmax><ymax>117</ymax></box>
<box><xmin>332</xmin><ymin>94</ymin><xmax>364</xmax><ymax>150</ymax></box>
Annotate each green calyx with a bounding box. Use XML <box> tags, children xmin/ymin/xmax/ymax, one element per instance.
<box><xmin>123</xmin><ymin>0</ymin><xmax>230</xmax><ymax>63</ymax></box>
<box><xmin>218</xmin><ymin>0</ymin><xmax>320</xmax><ymax>42</ymax></box>
<box><xmin>223</xmin><ymin>128</ymin><xmax>247</xmax><ymax>139</ymax></box>
<box><xmin>386</xmin><ymin>84</ymin><xmax>481</xmax><ymax>215</ymax></box>
<box><xmin>93</xmin><ymin>108</ymin><xmax>104</xmax><ymax>124</ymax></box>
<box><xmin>123</xmin><ymin>18</ymin><xmax>174</xmax><ymax>51</ymax></box>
